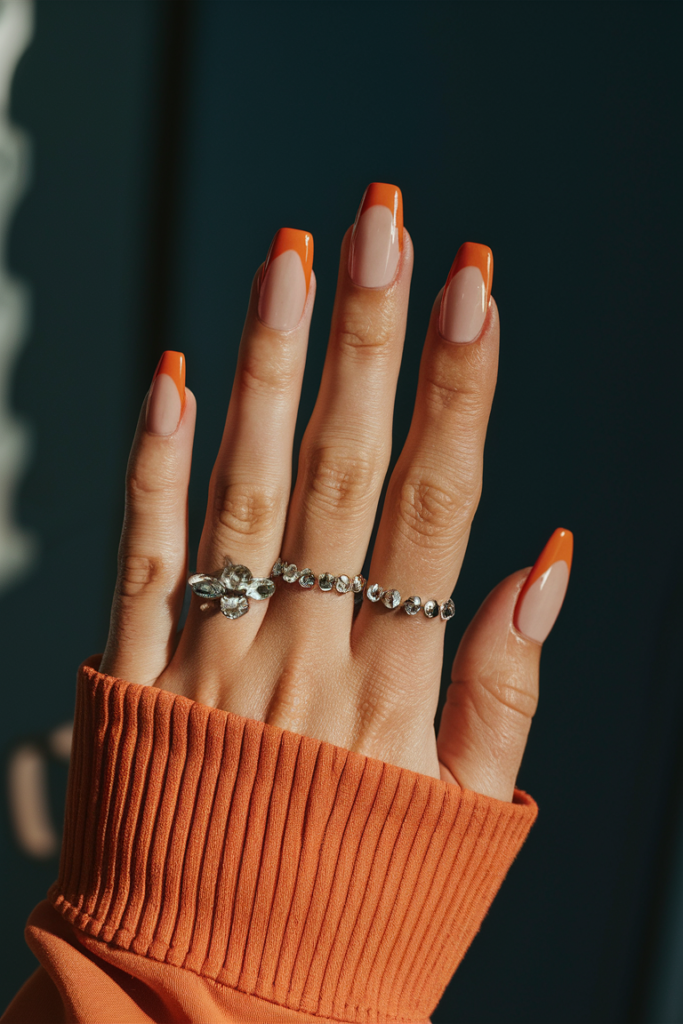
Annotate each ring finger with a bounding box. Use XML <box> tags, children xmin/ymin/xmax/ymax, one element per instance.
<box><xmin>357</xmin><ymin>243</ymin><xmax>497</xmax><ymax>659</ymax></box>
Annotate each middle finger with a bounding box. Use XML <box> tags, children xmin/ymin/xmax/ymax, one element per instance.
<box><xmin>281</xmin><ymin>184</ymin><xmax>413</xmax><ymax>603</ymax></box>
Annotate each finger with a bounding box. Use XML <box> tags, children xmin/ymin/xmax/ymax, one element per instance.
<box><xmin>358</xmin><ymin>243</ymin><xmax>496</xmax><ymax>649</ymax></box>
<box><xmin>282</xmin><ymin>184</ymin><xmax>412</xmax><ymax>598</ymax></box>
<box><xmin>100</xmin><ymin>352</ymin><xmax>196</xmax><ymax>685</ymax></box>
<box><xmin>194</xmin><ymin>228</ymin><xmax>314</xmax><ymax>624</ymax></box>
<box><xmin>437</xmin><ymin>528</ymin><xmax>573</xmax><ymax>801</ymax></box>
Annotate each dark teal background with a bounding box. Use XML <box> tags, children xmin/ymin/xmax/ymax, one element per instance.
<box><xmin>2</xmin><ymin>2</ymin><xmax>682</xmax><ymax>1021</ymax></box>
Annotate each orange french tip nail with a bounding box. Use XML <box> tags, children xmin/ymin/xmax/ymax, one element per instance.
<box><xmin>355</xmin><ymin>182</ymin><xmax>403</xmax><ymax>250</ymax></box>
<box><xmin>446</xmin><ymin>241</ymin><xmax>493</xmax><ymax>299</ymax></box>
<box><xmin>263</xmin><ymin>227</ymin><xmax>314</xmax><ymax>294</ymax></box>
<box><xmin>153</xmin><ymin>350</ymin><xmax>186</xmax><ymax>412</ymax></box>
<box><xmin>520</xmin><ymin>527</ymin><xmax>574</xmax><ymax>597</ymax></box>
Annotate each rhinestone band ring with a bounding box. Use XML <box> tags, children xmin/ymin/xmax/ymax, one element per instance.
<box><xmin>188</xmin><ymin>559</ymin><xmax>275</xmax><ymax>619</ymax></box>
<box><xmin>273</xmin><ymin>557</ymin><xmax>454</xmax><ymax>622</ymax></box>
<box><xmin>271</xmin><ymin>557</ymin><xmax>365</xmax><ymax>594</ymax></box>
<box><xmin>365</xmin><ymin>583</ymin><xmax>455</xmax><ymax>621</ymax></box>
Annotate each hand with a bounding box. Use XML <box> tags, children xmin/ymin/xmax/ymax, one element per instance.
<box><xmin>99</xmin><ymin>184</ymin><xmax>572</xmax><ymax>801</ymax></box>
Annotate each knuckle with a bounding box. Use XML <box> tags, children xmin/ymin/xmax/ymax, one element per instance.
<box><xmin>213</xmin><ymin>481</ymin><xmax>282</xmax><ymax>538</ymax></box>
<box><xmin>448</xmin><ymin>672</ymin><xmax>538</xmax><ymax>722</ymax></box>
<box><xmin>116</xmin><ymin>555</ymin><xmax>167</xmax><ymax>597</ymax></box>
<box><xmin>395</xmin><ymin>472</ymin><xmax>481</xmax><ymax>547</ymax></box>
<box><xmin>336</xmin><ymin>314</ymin><xmax>390</xmax><ymax>358</ymax></box>
<box><xmin>301</xmin><ymin>443</ymin><xmax>383</xmax><ymax>520</ymax></box>
<box><xmin>422</xmin><ymin>375</ymin><xmax>483</xmax><ymax>415</ymax></box>
<box><xmin>239</xmin><ymin>349</ymin><xmax>297</xmax><ymax>398</ymax></box>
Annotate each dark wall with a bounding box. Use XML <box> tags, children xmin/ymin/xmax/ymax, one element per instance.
<box><xmin>2</xmin><ymin>3</ymin><xmax>682</xmax><ymax>1022</ymax></box>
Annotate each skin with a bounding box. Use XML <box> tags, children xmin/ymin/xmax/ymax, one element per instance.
<box><xmin>100</xmin><ymin>224</ymin><xmax>541</xmax><ymax>803</ymax></box>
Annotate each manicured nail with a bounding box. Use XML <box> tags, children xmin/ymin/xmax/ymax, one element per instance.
<box><xmin>514</xmin><ymin>528</ymin><xmax>573</xmax><ymax>643</ymax></box>
<box><xmin>349</xmin><ymin>182</ymin><xmax>403</xmax><ymax>288</ymax></box>
<box><xmin>146</xmin><ymin>351</ymin><xmax>186</xmax><ymax>435</ymax></box>
<box><xmin>258</xmin><ymin>227</ymin><xmax>313</xmax><ymax>331</ymax></box>
<box><xmin>439</xmin><ymin>242</ymin><xmax>493</xmax><ymax>343</ymax></box>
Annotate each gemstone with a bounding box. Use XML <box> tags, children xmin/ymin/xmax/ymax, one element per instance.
<box><xmin>188</xmin><ymin>574</ymin><xmax>225</xmax><ymax>600</ymax></box>
<box><xmin>366</xmin><ymin>583</ymin><xmax>384</xmax><ymax>602</ymax></box>
<box><xmin>246</xmin><ymin>577</ymin><xmax>276</xmax><ymax>600</ymax></box>
<box><xmin>271</xmin><ymin>558</ymin><xmax>284</xmax><ymax>577</ymax></box>
<box><xmin>382</xmin><ymin>589</ymin><xmax>401</xmax><ymax>609</ymax></box>
<box><xmin>220</xmin><ymin>595</ymin><xmax>249</xmax><ymax>619</ymax></box>
<box><xmin>336</xmin><ymin>575</ymin><xmax>351</xmax><ymax>593</ymax></box>
<box><xmin>299</xmin><ymin>570</ymin><xmax>316</xmax><ymax>588</ymax></box>
<box><xmin>440</xmin><ymin>599</ymin><xmax>455</xmax><ymax>621</ymax></box>
<box><xmin>282</xmin><ymin>563</ymin><xmax>299</xmax><ymax>583</ymax></box>
<box><xmin>423</xmin><ymin>599</ymin><xmax>439</xmax><ymax>618</ymax></box>
<box><xmin>223</xmin><ymin>564</ymin><xmax>252</xmax><ymax>590</ymax></box>
<box><xmin>404</xmin><ymin>596</ymin><xmax>422</xmax><ymax>615</ymax></box>
<box><xmin>352</xmin><ymin>575</ymin><xmax>365</xmax><ymax>593</ymax></box>
<box><xmin>318</xmin><ymin>573</ymin><xmax>335</xmax><ymax>591</ymax></box>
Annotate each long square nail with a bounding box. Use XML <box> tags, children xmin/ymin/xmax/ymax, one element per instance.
<box><xmin>349</xmin><ymin>182</ymin><xmax>403</xmax><ymax>288</ymax></box>
<box><xmin>440</xmin><ymin>242</ymin><xmax>493</xmax><ymax>343</ymax></box>
<box><xmin>258</xmin><ymin>228</ymin><xmax>313</xmax><ymax>331</ymax></box>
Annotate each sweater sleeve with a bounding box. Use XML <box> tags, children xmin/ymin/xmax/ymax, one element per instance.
<box><xmin>2</xmin><ymin>660</ymin><xmax>537</xmax><ymax>1024</ymax></box>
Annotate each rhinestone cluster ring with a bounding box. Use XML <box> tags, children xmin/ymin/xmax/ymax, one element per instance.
<box><xmin>271</xmin><ymin>557</ymin><xmax>365</xmax><ymax>595</ymax></box>
<box><xmin>188</xmin><ymin>559</ymin><xmax>275</xmax><ymax>619</ymax></box>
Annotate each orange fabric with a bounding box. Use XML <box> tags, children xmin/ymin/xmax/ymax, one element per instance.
<box><xmin>2</xmin><ymin>662</ymin><xmax>537</xmax><ymax>1024</ymax></box>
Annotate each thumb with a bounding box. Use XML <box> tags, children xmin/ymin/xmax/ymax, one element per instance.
<box><xmin>437</xmin><ymin>528</ymin><xmax>573</xmax><ymax>801</ymax></box>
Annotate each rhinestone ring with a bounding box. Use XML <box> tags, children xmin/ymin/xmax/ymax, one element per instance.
<box><xmin>188</xmin><ymin>559</ymin><xmax>275</xmax><ymax>619</ymax></box>
<box><xmin>273</xmin><ymin>557</ymin><xmax>454</xmax><ymax>621</ymax></box>
<box><xmin>365</xmin><ymin>583</ymin><xmax>455</xmax><ymax>621</ymax></box>
<box><xmin>271</xmin><ymin>557</ymin><xmax>365</xmax><ymax>594</ymax></box>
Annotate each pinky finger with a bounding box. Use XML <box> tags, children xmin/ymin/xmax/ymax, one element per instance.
<box><xmin>437</xmin><ymin>528</ymin><xmax>573</xmax><ymax>802</ymax></box>
<box><xmin>99</xmin><ymin>352</ymin><xmax>196</xmax><ymax>686</ymax></box>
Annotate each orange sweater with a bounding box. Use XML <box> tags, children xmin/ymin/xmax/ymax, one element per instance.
<box><xmin>3</xmin><ymin>662</ymin><xmax>537</xmax><ymax>1024</ymax></box>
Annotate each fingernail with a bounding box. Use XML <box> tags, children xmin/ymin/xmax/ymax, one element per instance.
<box><xmin>258</xmin><ymin>227</ymin><xmax>313</xmax><ymax>331</ymax></box>
<box><xmin>349</xmin><ymin>182</ymin><xmax>403</xmax><ymax>288</ymax></box>
<box><xmin>146</xmin><ymin>351</ymin><xmax>186</xmax><ymax>435</ymax></box>
<box><xmin>514</xmin><ymin>528</ymin><xmax>573</xmax><ymax>643</ymax></box>
<box><xmin>439</xmin><ymin>242</ymin><xmax>493</xmax><ymax>343</ymax></box>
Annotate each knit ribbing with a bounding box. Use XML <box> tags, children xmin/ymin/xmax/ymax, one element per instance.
<box><xmin>50</xmin><ymin>664</ymin><xmax>537</xmax><ymax>1024</ymax></box>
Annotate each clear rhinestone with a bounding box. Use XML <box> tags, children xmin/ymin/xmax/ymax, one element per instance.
<box><xmin>366</xmin><ymin>583</ymin><xmax>384</xmax><ymax>602</ymax></box>
<box><xmin>271</xmin><ymin>558</ymin><xmax>284</xmax><ymax>577</ymax></box>
<box><xmin>404</xmin><ymin>596</ymin><xmax>422</xmax><ymax>616</ymax></box>
<box><xmin>282</xmin><ymin>563</ymin><xmax>299</xmax><ymax>583</ymax></box>
<box><xmin>336</xmin><ymin>575</ymin><xmax>351</xmax><ymax>593</ymax></box>
<box><xmin>246</xmin><ymin>577</ymin><xmax>276</xmax><ymax>600</ymax></box>
<box><xmin>440</xmin><ymin>599</ymin><xmax>455</xmax><ymax>621</ymax></box>
<box><xmin>299</xmin><ymin>570</ymin><xmax>316</xmax><ymax>588</ymax></box>
<box><xmin>220</xmin><ymin>594</ymin><xmax>249</xmax><ymax>619</ymax></box>
<box><xmin>222</xmin><ymin>564</ymin><xmax>252</xmax><ymax>590</ymax></box>
<box><xmin>188</xmin><ymin>574</ymin><xmax>225</xmax><ymax>599</ymax></box>
<box><xmin>382</xmin><ymin>589</ymin><xmax>401</xmax><ymax>609</ymax></box>
<box><xmin>352</xmin><ymin>575</ymin><xmax>365</xmax><ymax>593</ymax></box>
<box><xmin>318</xmin><ymin>573</ymin><xmax>335</xmax><ymax>591</ymax></box>
<box><xmin>423</xmin><ymin>599</ymin><xmax>439</xmax><ymax>619</ymax></box>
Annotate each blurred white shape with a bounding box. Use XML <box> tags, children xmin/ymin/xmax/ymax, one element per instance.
<box><xmin>49</xmin><ymin>720</ymin><xmax>73</xmax><ymax>759</ymax></box>
<box><xmin>0</xmin><ymin>0</ymin><xmax>36</xmax><ymax>595</ymax></box>
<box><xmin>8</xmin><ymin>720</ymin><xmax>72</xmax><ymax>858</ymax></box>
<box><xmin>8</xmin><ymin>742</ymin><xmax>58</xmax><ymax>858</ymax></box>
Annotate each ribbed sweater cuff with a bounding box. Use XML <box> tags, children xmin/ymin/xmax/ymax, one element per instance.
<box><xmin>50</xmin><ymin>661</ymin><xmax>537</xmax><ymax>1024</ymax></box>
